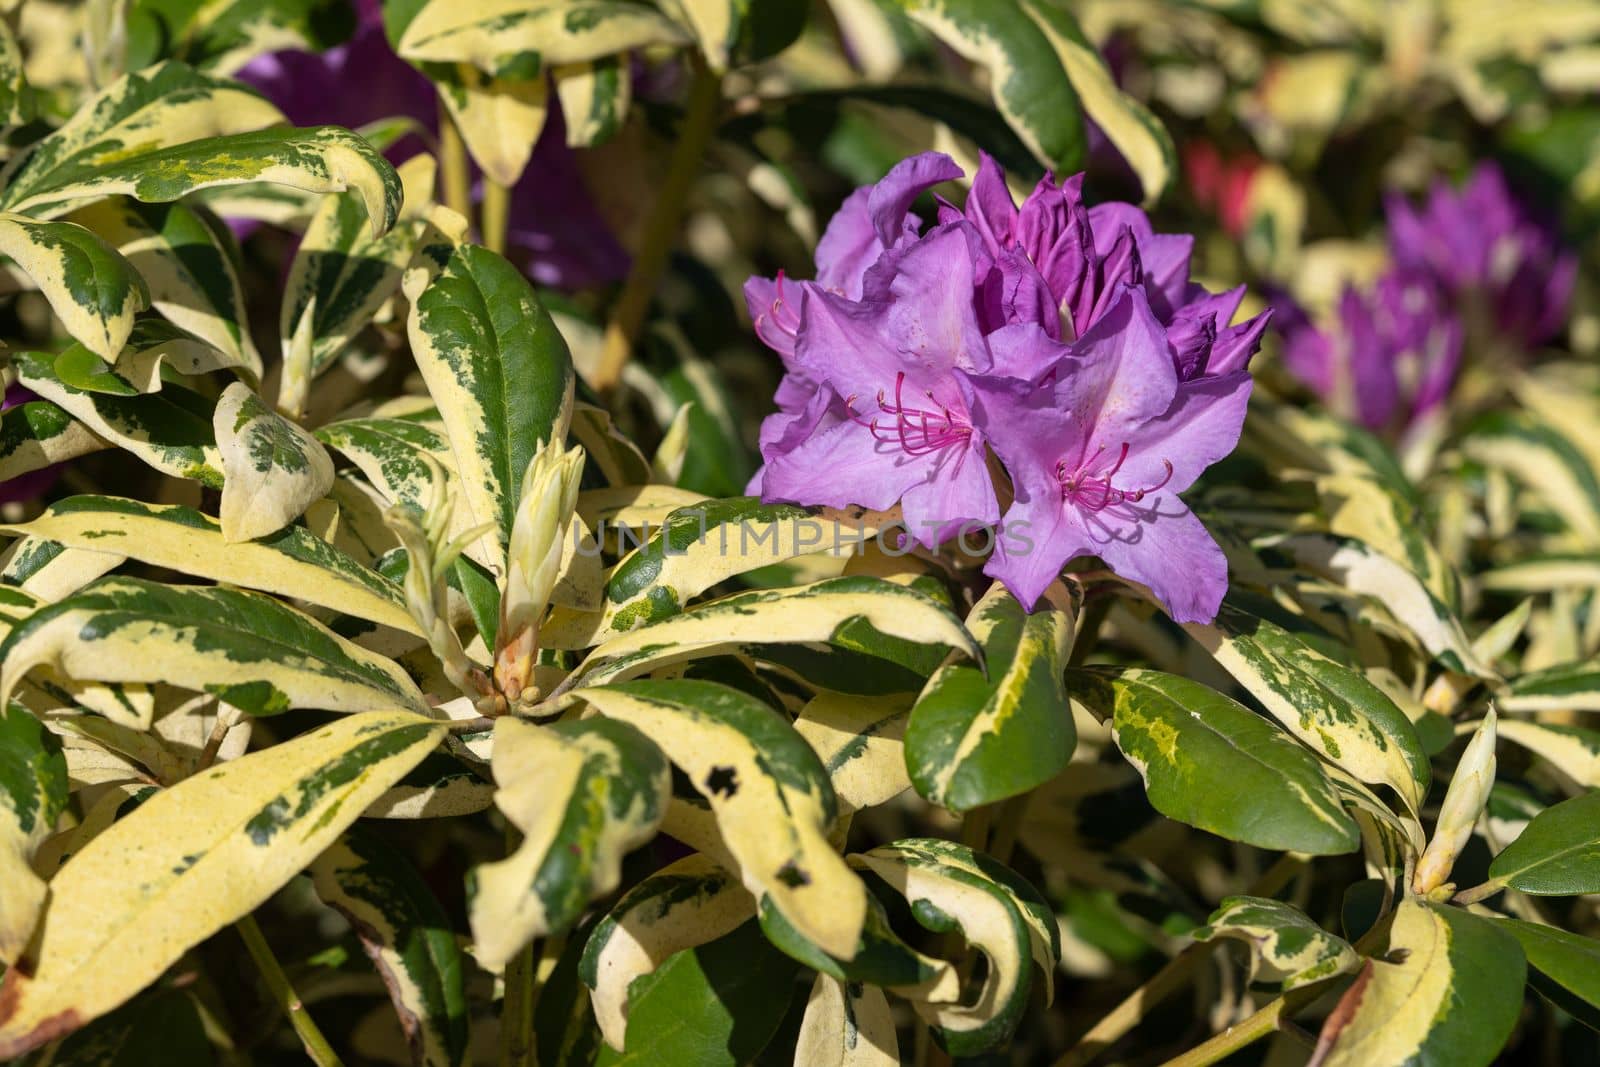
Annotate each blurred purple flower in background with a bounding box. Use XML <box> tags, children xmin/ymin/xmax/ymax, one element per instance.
<box><xmin>1385</xmin><ymin>163</ymin><xmax>1575</xmax><ymax>348</ymax></box>
<box><xmin>234</xmin><ymin>0</ymin><xmax>627</xmax><ymax>290</ymax></box>
<box><xmin>1278</xmin><ymin>162</ymin><xmax>1570</xmax><ymax>438</ymax></box>
<box><xmin>749</xmin><ymin>152</ymin><xmax>1267</xmax><ymax>621</ymax></box>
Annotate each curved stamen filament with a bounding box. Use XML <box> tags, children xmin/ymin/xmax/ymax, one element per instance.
<box><xmin>850</xmin><ymin>372</ymin><xmax>972</xmax><ymax>456</ymax></box>
<box><xmin>1057</xmin><ymin>443</ymin><xmax>1174</xmax><ymax>511</ymax></box>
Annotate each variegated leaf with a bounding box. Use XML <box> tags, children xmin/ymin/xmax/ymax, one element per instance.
<box><xmin>906</xmin><ymin>583</ymin><xmax>1075</xmax><ymax>812</ymax></box>
<box><xmin>397</xmin><ymin>0</ymin><xmax>689</xmax><ymax>78</ymax></box>
<box><xmin>0</xmin><ymin>702</ymin><xmax>67</xmax><ymax>964</ymax></box>
<box><xmin>1015</xmin><ymin>0</ymin><xmax>1175</xmax><ymax>203</ymax></box>
<box><xmin>0</xmin><ymin>398</ymin><xmax>108</xmax><ymax>484</ymax></box>
<box><xmin>553</xmin><ymin>56</ymin><xmax>631</xmax><ymax>147</ymax></box>
<box><xmin>9</xmin><ymin>125</ymin><xmax>402</xmax><ymax>238</ymax></box>
<box><xmin>571</xmin><ymin>679</ymin><xmax>868</xmax><ymax>960</ymax></box>
<box><xmin>1184</xmin><ymin>602</ymin><xmax>1430</xmax><ymax>817</ymax></box>
<box><xmin>1480</xmin><ymin>554</ymin><xmax>1600</xmax><ymax>594</ymax></box>
<box><xmin>1263</xmin><ymin>533</ymin><xmax>1487</xmax><ymax>676</ymax></box>
<box><xmin>1193</xmin><ymin>895</ymin><xmax>1358</xmax><ymax>989</ymax></box>
<box><xmin>0</xmin><ymin>214</ymin><xmax>148</xmax><ymax>361</ymax></box>
<box><xmin>0</xmin><ymin>62</ymin><xmax>283</xmax><ymax>214</ymax></box>
<box><xmin>794</xmin><ymin>973</ymin><xmax>899</xmax><ymax>1067</ymax></box>
<box><xmin>428</xmin><ymin>62</ymin><xmax>549</xmax><ymax>189</ymax></box>
<box><xmin>364</xmin><ymin>752</ymin><xmax>493</xmax><ymax>819</ymax></box>
<box><xmin>214</xmin><ymin>382</ymin><xmax>335</xmax><ymax>542</ymax></box>
<box><xmin>0</xmin><ymin>17</ymin><xmax>32</xmax><ymax>128</ymax></box>
<box><xmin>0</xmin><ymin>710</ymin><xmax>445</xmax><ymax>1058</ymax></box>
<box><xmin>1504</xmin><ymin>658</ymin><xmax>1600</xmax><ymax>713</ymax></box>
<box><xmin>0</xmin><ymin>577</ymin><xmax>429</xmax><ymax>716</ymax></box>
<box><xmin>311</xmin><ymin>830</ymin><xmax>469</xmax><ymax>1067</ymax></box>
<box><xmin>1072</xmin><ymin>667</ymin><xmax>1360</xmax><ymax>855</ymax></box>
<box><xmin>0</xmin><ymin>495</ymin><xmax>419</xmax><ymax>635</ymax></box>
<box><xmin>849</xmin><ymin>839</ymin><xmax>1050</xmax><ymax>1056</ymax></box>
<box><xmin>469</xmin><ymin>717</ymin><xmax>669</xmax><ymax>969</ymax></box>
<box><xmin>540</xmin><ymin>497</ymin><xmax>822</xmax><ymax>649</ymax></box>
<box><xmin>1315</xmin><ymin>899</ymin><xmax>1523</xmax><ymax>1067</ymax></box>
<box><xmin>886</xmin><ymin>0</ymin><xmax>1087</xmax><ymax>176</ymax></box>
<box><xmin>281</xmin><ymin>154</ymin><xmax>439</xmax><ymax>398</ymax></box>
<box><xmin>405</xmin><ymin>243</ymin><xmax>575</xmax><ymax>573</ymax></box>
<box><xmin>793</xmin><ymin>691</ymin><xmax>911</xmax><ymax>818</ymax></box>
<box><xmin>1496</xmin><ymin>718</ymin><xmax>1600</xmax><ymax>788</ymax></box>
<box><xmin>14</xmin><ymin>350</ymin><xmax>223</xmax><ymax>486</ymax></box>
<box><xmin>0</xmin><ymin>535</ymin><xmax>123</xmax><ymax>601</ymax></box>
<box><xmin>569</xmin><ymin>575</ymin><xmax>978</xmax><ymax>688</ymax></box>
<box><xmin>51</xmin><ymin>320</ymin><xmax>237</xmax><ymax>396</ymax></box>
<box><xmin>579</xmin><ymin>853</ymin><xmax>757</xmax><ymax>1051</ymax></box>
<box><xmin>132</xmin><ymin>0</ymin><xmax>361</xmax><ymax>75</ymax></box>
<box><xmin>1461</xmin><ymin>412</ymin><xmax>1600</xmax><ymax>546</ymax></box>
<box><xmin>757</xmin><ymin>892</ymin><xmax>956</xmax><ymax>1001</ymax></box>
<box><xmin>66</xmin><ymin>196</ymin><xmax>261</xmax><ymax>377</ymax></box>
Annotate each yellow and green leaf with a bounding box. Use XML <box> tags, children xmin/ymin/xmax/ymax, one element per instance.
<box><xmin>0</xmin><ymin>702</ymin><xmax>67</xmax><ymax>964</ymax></box>
<box><xmin>214</xmin><ymin>381</ymin><xmax>336</xmax><ymax>542</ymax></box>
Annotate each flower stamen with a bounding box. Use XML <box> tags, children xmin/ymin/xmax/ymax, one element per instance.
<box><xmin>1057</xmin><ymin>443</ymin><xmax>1174</xmax><ymax>511</ymax></box>
<box><xmin>851</xmin><ymin>372</ymin><xmax>973</xmax><ymax>456</ymax></box>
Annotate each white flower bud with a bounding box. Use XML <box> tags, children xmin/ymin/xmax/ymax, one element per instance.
<box><xmin>1414</xmin><ymin>707</ymin><xmax>1497</xmax><ymax>895</ymax></box>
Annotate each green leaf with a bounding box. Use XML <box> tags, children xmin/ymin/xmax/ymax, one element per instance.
<box><xmin>1185</xmin><ymin>601</ymin><xmax>1430</xmax><ymax>817</ymax></box>
<box><xmin>1498</xmin><ymin>917</ymin><xmax>1600</xmax><ymax>1028</ymax></box>
<box><xmin>214</xmin><ymin>381</ymin><xmax>336</xmax><ymax>542</ymax></box>
<box><xmin>0</xmin><ymin>710</ymin><xmax>444</xmax><ymax>1058</ymax></box>
<box><xmin>1193</xmin><ymin>895</ymin><xmax>1358</xmax><ymax>990</ymax></box>
<box><xmin>0</xmin><ymin>19</ymin><xmax>33</xmax><ymax>128</ymax></box>
<box><xmin>311</xmin><ymin>829</ymin><xmax>469</xmax><ymax>1067</ymax></box>
<box><xmin>404</xmin><ymin>243</ymin><xmax>575</xmax><ymax>572</ymax></box>
<box><xmin>39</xmin><ymin>988</ymin><xmax>214</xmax><ymax>1067</ymax></box>
<box><xmin>1071</xmin><ymin>667</ymin><xmax>1360</xmax><ymax>855</ymax></box>
<box><xmin>884</xmin><ymin>0</ymin><xmax>1087</xmax><ymax>176</ymax></box>
<box><xmin>0</xmin><ymin>577</ymin><xmax>430</xmax><ymax>716</ymax></box>
<box><xmin>0</xmin><ymin>62</ymin><xmax>283</xmax><ymax>214</ymax></box>
<box><xmin>14</xmin><ymin>350</ymin><xmax>223</xmax><ymax>487</ymax></box>
<box><xmin>1318</xmin><ymin>900</ymin><xmax>1524</xmax><ymax>1067</ymax></box>
<box><xmin>8</xmin><ymin>125</ymin><xmax>402</xmax><ymax>238</ymax></box>
<box><xmin>757</xmin><ymin>893</ymin><xmax>954</xmax><ymax>999</ymax></box>
<box><xmin>469</xmin><ymin>717</ymin><xmax>670</xmax><ymax>969</ymax></box>
<box><xmin>570</xmin><ymin>679</ymin><xmax>867</xmax><ymax>960</ymax></box>
<box><xmin>554</xmin><ymin>56</ymin><xmax>633</xmax><ymax>147</ymax></box>
<box><xmin>579</xmin><ymin>854</ymin><xmax>757</xmax><ymax>1051</ymax></box>
<box><xmin>0</xmin><ymin>701</ymin><xmax>67</xmax><ymax>964</ymax></box>
<box><xmin>1461</xmin><ymin>411</ymin><xmax>1600</xmax><ymax>546</ymax></box>
<box><xmin>129</xmin><ymin>0</ymin><xmax>358</xmax><ymax>73</ymax></box>
<box><xmin>0</xmin><ymin>214</ymin><xmax>149</xmax><ymax>361</ymax></box>
<box><xmin>0</xmin><ymin>400</ymin><xmax>108</xmax><ymax>484</ymax></box>
<box><xmin>66</xmin><ymin>196</ymin><xmax>261</xmax><ymax>377</ymax></box>
<box><xmin>0</xmin><ymin>494</ymin><xmax>419</xmax><ymax>636</ymax></box>
<box><xmin>52</xmin><ymin>321</ymin><xmax>237</xmax><ymax>396</ymax></box>
<box><xmin>906</xmin><ymin>583</ymin><xmax>1075</xmax><ymax>812</ymax></box>
<box><xmin>594</xmin><ymin>919</ymin><xmax>799</xmax><ymax>1067</ymax></box>
<box><xmin>1487</xmin><ymin>789</ymin><xmax>1600</xmax><ymax>895</ymax></box>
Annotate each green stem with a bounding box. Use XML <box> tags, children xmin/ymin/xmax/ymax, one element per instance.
<box><xmin>1452</xmin><ymin>878</ymin><xmax>1506</xmax><ymax>906</ymax></box>
<box><xmin>592</xmin><ymin>58</ymin><xmax>722</xmax><ymax>393</ymax></box>
<box><xmin>499</xmin><ymin>823</ymin><xmax>538</xmax><ymax>1067</ymax></box>
<box><xmin>438</xmin><ymin>101</ymin><xmax>472</xmax><ymax>224</ymax></box>
<box><xmin>1052</xmin><ymin>854</ymin><xmax>1304</xmax><ymax>1067</ymax></box>
<box><xmin>1158</xmin><ymin>993</ymin><xmax>1297</xmax><ymax>1067</ymax></box>
<box><xmin>481</xmin><ymin>176</ymin><xmax>511</xmax><ymax>255</ymax></box>
<box><xmin>236</xmin><ymin>914</ymin><xmax>344</xmax><ymax>1067</ymax></box>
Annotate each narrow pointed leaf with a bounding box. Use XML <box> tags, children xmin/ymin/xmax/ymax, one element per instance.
<box><xmin>0</xmin><ymin>702</ymin><xmax>67</xmax><ymax>964</ymax></box>
<box><xmin>1193</xmin><ymin>896</ymin><xmax>1358</xmax><ymax>989</ymax></box>
<box><xmin>0</xmin><ymin>710</ymin><xmax>444</xmax><ymax>1058</ymax></box>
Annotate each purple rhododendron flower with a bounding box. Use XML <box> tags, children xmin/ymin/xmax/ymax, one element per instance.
<box><xmin>1385</xmin><ymin>163</ymin><xmax>1575</xmax><ymax>348</ymax></box>
<box><xmin>1279</xmin><ymin>162</ymin><xmax>1566</xmax><ymax>438</ymax></box>
<box><xmin>1279</xmin><ymin>270</ymin><xmax>1462</xmax><ymax>436</ymax></box>
<box><xmin>235</xmin><ymin>0</ymin><xmax>627</xmax><ymax>290</ymax></box>
<box><xmin>749</xmin><ymin>152</ymin><xmax>1269</xmax><ymax>622</ymax></box>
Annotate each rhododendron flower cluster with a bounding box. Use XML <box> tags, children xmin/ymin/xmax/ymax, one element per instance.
<box><xmin>745</xmin><ymin>153</ymin><xmax>1271</xmax><ymax>623</ymax></box>
<box><xmin>1279</xmin><ymin>163</ymin><xmax>1574</xmax><ymax>437</ymax></box>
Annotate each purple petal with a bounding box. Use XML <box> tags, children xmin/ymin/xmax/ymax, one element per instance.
<box><xmin>744</xmin><ymin>274</ymin><xmax>805</xmax><ymax>363</ymax></box>
<box><xmin>899</xmin><ymin>436</ymin><xmax>1000</xmax><ymax>548</ymax></box>
<box><xmin>962</xmin><ymin>151</ymin><xmax>1019</xmax><ymax>256</ymax></box>
<box><xmin>1206</xmin><ymin>306</ymin><xmax>1273</xmax><ymax>376</ymax></box>
<box><xmin>814</xmin><ymin>186</ymin><xmax>878</xmax><ymax>299</ymax></box>
<box><xmin>1075</xmin><ymin>502</ymin><xmax>1229</xmax><ymax>623</ymax></box>
<box><xmin>985</xmin><ymin>488</ymin><xmax>1081</xmax><ymax>611</ymax></box>
<box><xmin>760</xmin><ymin>418</ymin><xmax>931</xmax><ymax>512</ymax></box>
<box><xmin>1058</xmin><ymin>286</ymin><xmax>1177</xmax><ymax>461</ymax></box>
<box><xmin>983</xmin><ymin>322</ymin><xmax>1072</xmax><ymax>384</ymax></box>
<box><xmin>1122</xmin><ymin>372</ymin><xmax>1253</xmax><ymax>494</ymax></box>
<box><xmin>866</xmin><ymin>152</ymin><xmax>965</xmax><ymax>247</ymax></box>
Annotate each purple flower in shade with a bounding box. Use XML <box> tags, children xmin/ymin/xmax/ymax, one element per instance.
<box><xmin>0</xmin><ymin>385</ymin><xmax>62</xmax><ymax>505</ymax></box>
<box><xmin>234</xmin><ymin>0</ymin><xmax>627</xmax><ymax>290</ymax></box>
<box><xmin>757</xmin><ymin>226</ymin><xmax>1003</xmax><ymax>546</ymax></box>
<box><xmin>977</xmin><ymin>289</ymin><xmax>1253</xmax><ymax>621</ymax></box>
<box><xmin>1385</xmin><ymin>163</ymin><xmax>1575</xmax><ymax>348</ymax></box>
<box><xmin>1278</xmin><ymin>270</ymin><xmax>1463</xmax><ymax>438</ymax></box>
